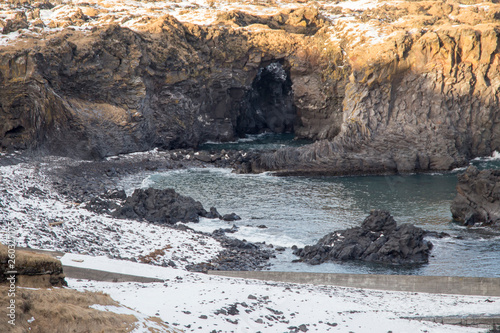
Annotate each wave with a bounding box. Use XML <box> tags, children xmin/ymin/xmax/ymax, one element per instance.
<box><xmin>105</xmin><ymin>148</ymin><xmax>160</xmax><ymax>161</ymax></box>
<box><xmin>450</xmin><ymin>166</ymin><xmax>467</xmax><ymax>173</ymax></box>
<box><xmin>188</xmin><ymin>219</ymin><xmax>307</xmax><ymax>248</ymax></box>
<box><xmin>472</xmin><ymin>150</ymin><xmax>500</xmax><ymax>162</ymax></box>
<box><xmin>202</xmin><ymin>133</ymin><xmax>276</xmax><ymax>145</ymax></box>
<box><xmin>141</xmin><ymin>167</ymin><xmax>274</xmax><ymax>183</ymax></box>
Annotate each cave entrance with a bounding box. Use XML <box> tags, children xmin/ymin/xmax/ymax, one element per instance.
<box><xmin>235</xmin><ymin>62</ymin><xmax>296</xmax><ymax>138</ymax></box>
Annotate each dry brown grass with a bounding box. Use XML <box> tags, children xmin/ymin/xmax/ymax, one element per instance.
<box><xmin>0</xmin><ymin>285</ymin><xmax>176</xmax><ymax>332</ymax></box>
<box><xmin>0</xmin><ymin>243</ymin><xmax>65</xmax><ymax>287</ymax></box>
<box><xmin>138</xmin><ymin>245</ymin><xmax>173</xmax><ymax>264</ymax></box>
<box><xmin>0</xmin><ymin>243</ymin><xmax>177</xmax><ymax>332</ymax></box>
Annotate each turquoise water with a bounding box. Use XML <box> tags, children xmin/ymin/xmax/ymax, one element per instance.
<box><xmin>128</xmin><ymin>140</ymin><xmax>500</xmax><ymax>277</ymax></box>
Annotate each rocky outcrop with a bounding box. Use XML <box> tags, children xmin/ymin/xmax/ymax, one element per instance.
<box><xmin>0</xmin><ymin>6</ymin><xmax>340</xmax><ymax>159</ymax></box>
<box><xmin>91</xmin><ymin>187</ymin><xmax>220</xmax><ymax>224</ymax></box>
<box><xmin>451</xmin><ymin>166</ymin><xmax>500</xmax><ymax>228</ymax></box>
<box><xmin>254</xmin><ymin>21</ymin><xmax>500</xmax><ymax>175</ymax></box>
<box><xmin>293</xmin><ymin>210</ymin><xmax>433</xmax><ymax>265</ymax></box>
<box><xmin>187</xmin><ymin>231</ymin><xmax>275</xmax><ymax>272</ymax></box>
<box><xmin>86</xmin><ymin>187</ymin><xmax>237</xmax><ymax>224</ymax></box>
<box><xmin>0</xmin><ymin>243</ymin><xmax>66</xmax><ymax>287</ymax></box>
<box><xmin>1</xmin><ymin>11</ymin><xmax>29</xmax><ymax>34</ymax></box>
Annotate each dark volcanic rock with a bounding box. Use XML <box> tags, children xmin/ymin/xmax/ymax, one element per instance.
<box><xmin>222</xmin><ymin>213</ymin><xmax>241</xmax><ymax>221</ymax></box>
<box><xmin>187</xmin><ymin>233</ymin><xmax>274</xmax><ymax>272</ymax></box>
<box><xmin>85</xmin><ymin>196</ymin><xmax>120</xmax><ymax>215</ymax></box>
<box><xmin>206</xmin><ymin>206</ymin><xmax>222</xmax><ymax>219</ymax></box>
<box><xmin>113</xmin><ymin>188</ymin><xmax>208</xmax><ymax>224</ymax></box>
<box><xmin>293</xmin><ymin>210</ymin><xmax>433</xmax><ymax>265</ymax></box>
<box><xmin>451</xmin><ymin>166</ymin><xmax>500</xmax><ymax>228</ymax></box>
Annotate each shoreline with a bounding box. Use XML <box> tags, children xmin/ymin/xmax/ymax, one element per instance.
<box><xmin>1</xmin><ymin>150</ymin><xmax>500</xmax><ymax>332</ymax></box>
<box><xmin>0</xmin><ymin>149</ymin><xmax>278</xmax><ymax>272</ymax></box>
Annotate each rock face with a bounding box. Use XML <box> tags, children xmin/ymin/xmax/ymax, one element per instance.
<box><xmin>86</xmin><ymin>187</ymin><xmax>231</xmax><ymax>224</ymax></box>
<box><xmin>235</xmin><ymin>62</ymin><xmax>296</xmax><ymax>136</ymax></box>
<box><xmin>0</xmin><ymin>6</ymin><xmax>339</xmax><ymax>159</ymax></box>
<box><xmin>1</xmin><ymin>0</ymin><xmax>500</xmax><ymax>175</ymax></box>
<box><xmin>113</xmin><ymin>188</ymin><xmax>212</xmax><ymax>224</ymax></box>
<box><xmin>451</xmin><ymin>166</ymin><xmax>500</xmax><ymax>228</ymax></box>
<box><xmin>293</xmin><ymin>210</ymin><xmax>433</xmax><ymax>265</ymax></box>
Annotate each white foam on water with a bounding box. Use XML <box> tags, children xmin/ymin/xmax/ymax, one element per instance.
<box><xmin>141</xmin><ymin>167</ymin><xmax>275</xmax><ymax>185</ymax></box>
<box><xmin>451</xmin><ymin>166</ymin><xmax>468</xmax><ymax>173</ymax></box>
<box><xmin>234</xmin><ymin>225</ymin><xmax>307</xmax><ymax>248</ymax></box>
<box><xmin>472</xmin><ymin>150</ymin><xmax>500</xmax><ymax>162</ymax></box>
<box><xmin>184</xmin><ymin>219</ymin><xmax>307</xmax><ymax>248</ymax></box>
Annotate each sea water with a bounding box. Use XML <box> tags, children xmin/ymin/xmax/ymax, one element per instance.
<box><xmin>127</xmin><ymin>135</ymin><xmax>500</xmax><ymax>277</ymax></box>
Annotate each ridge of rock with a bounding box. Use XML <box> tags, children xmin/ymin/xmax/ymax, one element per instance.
<box><xmin>1</xmin><ymin>0</ymin><xmax>500</xmax><ymax>174</ymax></box>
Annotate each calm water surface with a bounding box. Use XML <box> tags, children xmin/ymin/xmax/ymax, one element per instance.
<box><xmin>124</xmin><ymin>137</ymin><xmax>500</xmax><ymax>277</ymax></box>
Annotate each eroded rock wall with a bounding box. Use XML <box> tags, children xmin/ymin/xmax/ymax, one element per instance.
<box><xmin>254</xmin><ymin>24</ymin><xmax>500</xmax><ymax>175</ymax></box>
<box><xmin>0</xmin><ymin>8</ymin><xmax>342</xmax><ymax>158</ymax></box>
<box><xmin>1</xmin><ymin>1</ymin><xmax>500</xmax><ymax>175</ymax></box>
<box><xmin>451</xmin><ymin>166</ymin><xmax>500</xmax><ymax>228</ymax></box>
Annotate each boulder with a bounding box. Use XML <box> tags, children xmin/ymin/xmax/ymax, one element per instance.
<box><xmin>222</xmin><ymin>213</ymin><xmax>241</xmax><ymax>221</ymax></box>
<box><xmin>113</xmin><ymin>188</ymin><xmax>208</xmax><ymax>224</ymax></box>
<box><xmin>293</xmin><ymin>210</ymin><xmax>433</xmax><ymax>265</ymax></box>
<box><xmin>193</xmin><ymin>151</ymin><xmax>212</xmax><ymax>163</ymax></box>
<box><xmin>206</xmin><ymin>206</ymin><xmax>222</xmax><ymax>219</ymax></box>
<box><xmin>451</xmin><ymin>166</ymin><xmax>500</xmax><ymax>228</ymax></box>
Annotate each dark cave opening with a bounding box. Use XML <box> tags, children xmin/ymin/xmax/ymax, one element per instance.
<box><xmin>235</xmin><ymin>62</ymin><xmax>296</xmax><ymax>138</ymax></box>
<box><xmin>5</xmin><ymin>125</ymin><xmax>25</xmax><ymax>137</ymax></box>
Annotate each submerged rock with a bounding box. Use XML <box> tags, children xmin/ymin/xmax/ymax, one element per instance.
<box><xmin>293</xmin><ymin>210</ymin><xmax>433</xmax><ymax>265</ymax></box>
<box><xmin>451</xmin><ymin>166</ymin><xmax>500</xmax><ymax>228</ymax></box>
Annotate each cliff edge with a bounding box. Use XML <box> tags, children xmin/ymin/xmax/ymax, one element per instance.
<box><xmin>1</xmin><ymin>0</ymin><xmax>500</xmax><ymax>174</ymax></box>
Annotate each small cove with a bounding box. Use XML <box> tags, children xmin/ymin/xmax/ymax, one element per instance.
<box><xmin>123</xmin><ymin>135</ymin><xmax>500</xmax><ymax>277</ymax></box>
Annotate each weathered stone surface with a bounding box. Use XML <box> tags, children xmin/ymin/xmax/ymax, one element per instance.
<box><xmin>1</xmin><ymin>1</ymin><xmax>500</xmax><ymax>176</ymax></box>
<box><xmin>222</xmin><ymin>212</ymin><xmax>241</xmax><ymax>221</ymax></box>
<box><xmin>293</xmin><ymin>210</ymin><xmax>433</xmax><ymax>265</ymax></box>
<box><xmin>451</xmin><ymin>166</ymin><xmax>500</xmax><ymax>228</ymax></box>
<box><xmin>113</xmin><ymin>188</ymin><xmax>208</xmax><ymax>224</ymax></box>
<box><xmin>2</xmin><ymin>12</ymin><xmax>29</xmax><ymax>34</ymax></box>
<box><xmin>0</xmin><ymin>9</ymin><xmax>338</xmax><ymax>159</ymax></box>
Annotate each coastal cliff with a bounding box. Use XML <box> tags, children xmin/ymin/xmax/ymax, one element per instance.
<box><xmin>1</xmin><ymin>0</ymin><xmax>500</xmax><ymax>174</ymax></box>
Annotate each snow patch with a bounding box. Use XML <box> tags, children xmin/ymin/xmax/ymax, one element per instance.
<box><xmin>66</xmin><ymin>256</ymin><xmax>500</xmax><ymax>333</ymax></box>
<box><xmin>0</xmin><ymin>162</ymin><xmax>223</xmax><ymax>269</ymax></box>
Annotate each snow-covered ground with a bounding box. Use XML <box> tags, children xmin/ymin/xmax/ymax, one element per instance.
<box><xmin>0</xmin><ymin>158</ymin><xmax>223</xmax><ymax>269</ymax></box>
<box><xmin>2</xmin><ymin>0</ymin><xmax>485</xmax><ymax>50</ymax></box>
<box><xmin>64</xmin><ymin>253</ymin><xmax>500</xmax><ymax>333</ymax></box>
<box><xmin>1</xmin><ymin>157</ymin><xmax>499</xmax><ymax>332</ymax></box>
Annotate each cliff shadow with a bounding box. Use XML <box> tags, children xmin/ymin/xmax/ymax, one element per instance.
<box><xmin>233</xmin><ymin>61</ymin><xmax>298</xmax><ymax>138</ymax></box>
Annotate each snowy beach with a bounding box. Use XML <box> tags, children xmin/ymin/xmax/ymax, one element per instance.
<box><xmin>0</xmin><ymin>154</ymin><xmax>499</xmax><ymax>332</ymax></box>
